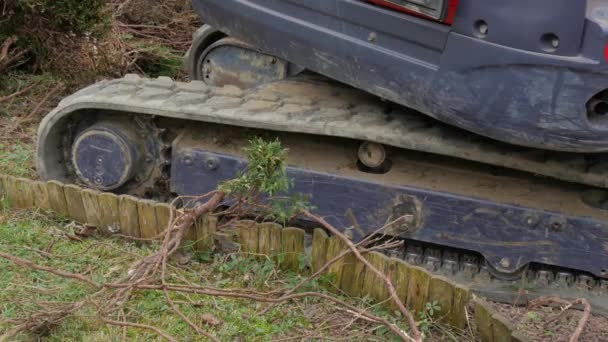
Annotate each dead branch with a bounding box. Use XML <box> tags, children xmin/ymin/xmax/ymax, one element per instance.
<box><xmin>100</xmin><ymin>317</ymin><xmax>177</xmax><ymax>342</ymax></box>
<box><xmin>301</xmin><ymin>210</ymin><xmax>420</xmax><ymax>342</ymax></box>
<box><xmin>1</xmin><ymin>230</ymin><xmax>409</xmax><ymax>342</ymax></box>
<box><xmin>108</xmin><ymin>283</ymin><xmax>405</xmax><ymax>336</ymax></box>
<box><xmin>0</xmin><ymin>81</ymin><xmax>39</xmax><ymax>104</ymax></box>
<box><xmin>528</xmin><ymin>296</ymin><xmax>592</xmax><ymax>342</ymax></box>
<box><xmin>276</xmin><ymin>215</ymin><xmax>408</xmax><ymax>298</ymax></box>
<box><xmin>162</xmin><ymin>286</ymin><xmax>219</xmax><ymax>341</ymax></box>
<box><xmin>0</xmin><ymin>36</ymin><xmax>16</xmax><ymax>62</ymax></box>
<box><xmin>0</xmin><ymin>36</ymin><xmax>29</xmax><ymax>74</ymax></box>
<box><xmin>19</xmin><ymin>83</ymin><xmax>65</xmax><ymax>124</ymax></box>
<box><xmin>0</xmin><ymin>301</ymin><xmax>85</xmax><ymax>342</ymax></box>
<box><xmin>0</xmin><ymin>251</ymin><xmax>101</xmax><ymax>287</ymax></box>
<box><xmin>101</xmin><ymin>191</ymin><xmax>225</xmax><ymax>339</ymax></box>
<box><xmin>0</xmin><ymin>48</ymin><xmax>30</xmax><ymax>73</ymax></box>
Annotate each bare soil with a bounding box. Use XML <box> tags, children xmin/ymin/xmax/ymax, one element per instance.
<box><xmin>491</xmin><ymin>301</ymin><xmax>608</xmax><ymax>342</ymax></box>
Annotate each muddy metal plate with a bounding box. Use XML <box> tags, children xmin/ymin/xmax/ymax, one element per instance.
<box><xmin>170</xmin><ymin>146</ymin><xmax>608</xmax><ymax>279</ymax></box>
<box><xmin>201</xmin><ymin>41</ymin><xmax>289</xmax><ymax>88</ymax></box>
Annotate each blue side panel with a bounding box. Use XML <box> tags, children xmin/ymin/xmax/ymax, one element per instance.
<box><xmin>193</xmin><ymin>0</ymin><xmax>608</xmax><ymax>152</ymax></box>
<box><xmin>451</xmin><ymin>0</ymin><xmax>586</xmax><ymax>56</ymax></box>
<box><xmin>171</xmin><ymin>148</ymin><xmax>608</xmax><ymax>278</ymax></box>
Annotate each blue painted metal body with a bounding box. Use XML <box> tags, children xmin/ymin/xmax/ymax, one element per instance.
<box><xmin>171</xmin><ymin>148</ymin><xmax>608</xmax><ymax>278</ymax></box>
<box><xmin>193</xmin><ymin>0</ymin><xmax>608</xmax><ymax>153</ymax></box>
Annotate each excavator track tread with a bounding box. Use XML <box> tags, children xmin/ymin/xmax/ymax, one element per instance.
<box><xmin>390</xmin><ymin>240</ymin><xmax>608</xmax><ymax>315</ymax></box>
<box><xmin>38</xmin><ymin>74</ymin><xmax>608</xmax><ymax>190</ymax></box>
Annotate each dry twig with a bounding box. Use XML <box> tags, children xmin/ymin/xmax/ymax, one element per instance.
<box><xmin>302</xmin><ymin>210</ymin><xmax>421</xmax><ymax>342</ymax></box>
<box><xmin>19</xmin><ymin>83</ymin><xmax>65</xmax><ymax>124</ymax></box>
<box><xmin>528</xmin><ymin>296</ymin><xmax>592</xmax><ymax>342</ymax></box>
<box><xmin>0</xmin><ymin>36</ymin><xmax>29</xmax><ymax>74</ymax></box>
<box><xmin>100</xmin><ymin>317</ymin><xmax>177</xmax><ymax>342</ymax></box>
<box><xmin>0</xmin><ymin>81</ymin><xmax>39</xmax><ymax>104</ymax></box>
<box><xmin>0</xmin><ymin>251</ymin><xmax>101</xmax><ymax>287</ymax></box>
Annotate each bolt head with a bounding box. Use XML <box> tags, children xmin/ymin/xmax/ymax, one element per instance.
<box><xmin>479</xmin><ymin>24</ymin><xmax>488</xmax><ymax>35</ymax></box>
<box><xmin>205</xmin><ymin>157</ymin><xmax>218</xmax><ymax>170</ymax></box>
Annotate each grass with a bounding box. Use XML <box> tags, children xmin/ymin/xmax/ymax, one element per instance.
<box><xmin>0</xmin><ymin>143</ymin><xmax>35</xmax><ymax>178</ymax></box>
<box><xmin>0</xmin><ymin>208</ymin><xmax>433</xmax><ymax>341</ymax></box>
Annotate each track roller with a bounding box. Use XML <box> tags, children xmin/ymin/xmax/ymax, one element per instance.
<box><xmin>357</xmin><ymin>141</ymin><xmax>391</xmax><ymax>173</ymax></box>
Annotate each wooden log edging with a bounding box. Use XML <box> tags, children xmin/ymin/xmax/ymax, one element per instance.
<box><xmin>474</xmin><ymin>296</ymin><xmax>530</xmax><ymax>342</ymax></box>
<box><xmin>0</xmin><ymin>175</ymin><xmax>518</xmax><ymax>341</ymax></box>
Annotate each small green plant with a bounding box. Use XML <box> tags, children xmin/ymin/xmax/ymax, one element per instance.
<box><xmin>418</xmin><ymin>300</ymin><xmax>441</xmax><ymax>337</ymax></box>
<box><xmin>214</xmin><ymin>254</ymin><xmax>280</xmax><ymax>289</ymax></box>
<box><xmin>221</xmin><ymin>137</ymin><xmax>311</xmax><ymax>224</ymax></box>
<box><xmin>543</xmin><ymin>329</ymin><xmax>556</xmax><ymax>336</ymax></box>
<box><xmin>297</xmin><ymin>253</ymin><xmax>309</xmax><ymax>272</ymax></box>
<box><xmin>526</xmin><ymin>311</ymin><xmax>541</xmax><ymax>322</ymax></box>
<box><xmin>221</xmin><ymin>137</ymin><xmax>290</xmax><ymax>197</ymax></box>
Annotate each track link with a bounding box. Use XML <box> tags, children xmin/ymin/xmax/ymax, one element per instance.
<box><xmin>38</xmin><ymin>74</ymin><xmax>608</xmax><ymax>191</ymax></box>
<box><xmin>387</xmin><ymin>240</ymin><xmax>608</xmax><ymax>315</ymax></box>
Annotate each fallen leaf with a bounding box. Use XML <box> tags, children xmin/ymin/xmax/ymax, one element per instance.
<box><xmin>201</xmin><ymin>313</ymin><xmax>222</xmax><ymax>326</ymax></box>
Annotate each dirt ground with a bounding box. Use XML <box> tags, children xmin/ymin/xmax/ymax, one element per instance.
<box><xmin>491</xmin><ymin>301</ymin><xmax>608</xmax><ymax>342</ymax></box>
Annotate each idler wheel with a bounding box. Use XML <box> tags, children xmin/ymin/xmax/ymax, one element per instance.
<box><xmin>357</xmin><ymin>141</ymin><xmax>391</xmax><ymax>174</ymax></box>
<box><xmin>71</xmin><ymin>122</ymin><xmax>145</xmax><ymax>191</ymax></box>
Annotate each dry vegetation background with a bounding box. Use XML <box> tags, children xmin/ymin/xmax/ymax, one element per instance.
<box><xmin>1</xmin><ymin>0</ymin><xmax>199</xmax><ymax>80</ymax></box>
<box><xmin>0</xmin><ymin>0</ymin><xmax>200</xmax><ymax>157</ymax></box>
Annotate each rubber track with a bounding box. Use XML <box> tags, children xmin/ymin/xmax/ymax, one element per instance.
<box><xmin>38</xmin><ymin>74</ymin><xmax>608</xmax><ymax>189</ymax></box>
<box><xmin>396</xmin><ymin>243</ymin><xmax>608</xmax><ymax>315</ymax></box>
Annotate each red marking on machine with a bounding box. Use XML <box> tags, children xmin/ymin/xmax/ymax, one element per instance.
<box><xmin>368</xmin><ymin>0</ymin><xmax>458</xmax><ymax>25</ymax></box>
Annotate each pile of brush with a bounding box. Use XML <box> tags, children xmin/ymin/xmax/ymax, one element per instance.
<box><xmin>0</xmin><ymin>0</ymin><xmax>200</xmax><ymax>83</ymax></box>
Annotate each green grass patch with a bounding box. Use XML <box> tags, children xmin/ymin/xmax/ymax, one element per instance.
<box><xmin>0</xmin><ymin>142</ymin><xmax>35</xmax><ymax>178</ymax></box>
<box><xmin>0</xmin><ymin>209</ymin><xmax>419</xmax><ymax>341</ymax></box>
